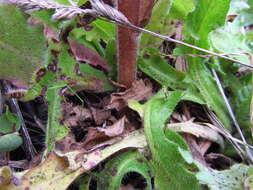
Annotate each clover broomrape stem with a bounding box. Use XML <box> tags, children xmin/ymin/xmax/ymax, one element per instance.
<box><xmin>116</xmin><ymin>0</ymin><xmax>141</xmax><ymax>88</ymax></box>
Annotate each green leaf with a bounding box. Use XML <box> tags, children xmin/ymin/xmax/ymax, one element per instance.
<box><xmin>210</xmin><ymin>9</ymin><xmax>253</xmax><ymax>66</ymax></box>
<box><xmin>58</xmin><ymin>46</ymin><xmax>114</xmax><ymax>92</ymax></box>
<box><xmin>97</xmin><ymin>151</ymin><xmax>153</xmax><ymax>190</ymax></box>
<box><xmin>0</xmin><ymin>4</ymin><xmax>46</xmax><ymax>87</ymax></box>
<box><xmin>105</xmin><ymin>39</ymin><xmax>117</xmax><ymax>80</ymax></box>
<box><xmin>85</xmin><ymin>20</ymin><xmax>115</xmax><ymax>42</ymax></box>
<box><xmin>0</xmin><ymin>109</ymin><xmax>20</xmax><ymax>134</ymax></box>
<box><xmin>140</xmin><ymin>0</ymin><xmax>173</xmax><ymax>47</ymax></box>
<box><xmin>45</xmin><ymin>83</ymin><xmax>69</xmax><ymax>154</ymax></box>
<box><xmin>138</xmin><ymin>49</ymin><xmax>186</xmax><ymax>89</ymax></box>
<box><xmin>0</xmin><ymin>134</ymin><xmax>23</xmax><ymax>152</ymax></box>
<box><xmin>223</xmin><ymin>73</ymin><xmax>252</xmax><ymax>128</ymax></box>
<box><xmin>170</xmin><ymin>0</ymin><xmax>195</xmax><ymax>20</ymax></box>
<box><xmin>78</xmin><ymin>175</ymin><xmax>92</xmax><ymax>190</ymax></box>
<box><xmin>198</xmin><ymin>164</ymin><xmax>253</xmax><ymax>190</ymax></box>
<box><xmin>142</xmin><ymin>90</ymin><xmax>200</xmax><ymax>190</ymax></box>
<box><xmin>180</xmin><ymin>0</ymin><xmax>231</xmax><ymax>129</ymax></box>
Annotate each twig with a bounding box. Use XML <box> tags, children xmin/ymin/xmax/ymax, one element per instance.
<box><xmin>1</xmin><ymin>81</ymin><xmax>37</xmax><ymax>160</ymax></box>
<box><xmin>205</xmin><ymin>108</ymin><xmax>247</xmax><ymax>162</ymax></box>
<box><xmin>211</xmin><ymin>68</ymin><xmax>253</xmax><ymax>164</ymax></box>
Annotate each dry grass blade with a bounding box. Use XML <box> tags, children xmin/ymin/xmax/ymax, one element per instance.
<box><xmin>167</xmin><ymin>120</ymin><xmax>225</xmax><ymax>149</ymax></box>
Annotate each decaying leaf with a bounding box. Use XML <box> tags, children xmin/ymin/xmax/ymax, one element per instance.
<box><xmin>97</xmin><ymin>116</ymin><xmax>125</xmax><ymax>137</ymax></box>
<box><xmin>61</xmin><ymin>102</ymin><xmax>92</xmax><ymax>127</ymax></box>
<box><xmin>82</xmin><ymin>117</ymin><xmax>126</xmax><ymax>150</ymax></box>
<box><xmin>107</xmin><ymin>80</ymin><xmax>153</xmax><ymax>110</ymax></box>
<box><xmin>167</xmin><ymin>120</ymin><xmax>224</xmax><ymax>149</ymax></box>
<box><xmin>68</xmin><ymin>39</ymin><xmax>110</xmax><ymax>71</ymax></box>
<box><xmin>90</xmin><ymin>107</ymin><xmax>112</xmax><ymax>125</ymax></box>
<box><xmin>0</xmin><ymin>130</ymin><xmax>147</xmax><ymax>190</ymax></box>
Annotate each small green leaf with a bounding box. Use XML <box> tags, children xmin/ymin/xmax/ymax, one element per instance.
<box><xmin>78</xmin><ymin>175</ymin><xmax>92</xmax><ymax>190</ymax></box>
<box><xmin>140</xmin><ymin>0</ymin><xmax>173</xmax><ymax>47</ymax></box>
<box><xmin>45</xmin><ymin>83</ymin><xmax>69</xmax><ymax>154</ymax></box>
<box><xmin>97</xmin><ymin>151</ymin><xmax>153</xmax><ymax>190</ymax></box>
<box><xmin>0</xmin><ymin>109</ymin><xmax>20</xmax><ymax>134</ymax></box>
<box><xmin>138</xmin><ymin>49</ymin><xmax>186</xmax><ymax>89</ymax></box>
<box><xmin>0</xmin><ymin>134</ymin><xmax>23</xmax><ymax>152</ymax></box>
<box><xmin>170</xmin><ymin>0</ymin><xmax>195</xmax><ymax>20</ymax></box>
<box><xmin>85</xmin><ymin>20</ymin><xmax>115</xmax><ymax>42</ymax></box>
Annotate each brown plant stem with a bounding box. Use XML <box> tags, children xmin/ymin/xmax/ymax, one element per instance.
<box><xmin>116</xmin><ymin>0</ymin><xmax>140</xmax><ymax>88</ymax></box>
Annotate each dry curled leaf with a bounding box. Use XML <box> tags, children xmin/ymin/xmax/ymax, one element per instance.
<box><xmin>97</xmin><ymin>116</ymin><xmax>125</xmax><ymax>137</ymax></box>
<box><xmin>68</xmin><ymin>39</ymin><xmax>110</xmax><ymax>71</ymax></box>
<box><xmin>82</xmin><ymin>117</ymin><xmax>126</xmax><ymax>150</ymax></box>
<box><xmin>61</xmin><ymin>102</ymin><xmax>92</xmax><ymax>127</ymax></box>
<box><xmin>107</xmin><ymin>80</ymin><xmax>153</xmax><ymax>110</ymax></box>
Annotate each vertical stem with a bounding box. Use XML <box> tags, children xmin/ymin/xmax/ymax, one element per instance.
<box><xmin>116</xmin><ymin>0</ymin><xmax>141</xmax><ymax>88</ymax></box>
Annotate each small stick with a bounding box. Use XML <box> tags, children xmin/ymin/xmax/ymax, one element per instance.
<box><xmin>2</xmin><ymin>81</ymin><xmax>36</xmax><ymax>160</ymax></box>
<box><xmin>211</xmin><ymin>68</ymin><xmax>253</xmax><ymax>164</ymax></box>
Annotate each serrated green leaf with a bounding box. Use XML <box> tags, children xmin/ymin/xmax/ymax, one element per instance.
<box><xmin>0</xmin><ymin>134</ymin><xmax>23</xmax><ymax>152</ymax></box>
<box><xmin>142</xmin><ymin>90</ymin><xmax>200</xmax><ymax>190</ymax></box>
<box><xmin>199</xmin><ymin>164</ymin><xmax>253</xmax><ymax>190</ymax></box>
<box><xmin>97</xmin><ymin>151</ymin><xmax>153</xmax><ymax>190</ymax></box>
<box><xmin>0</xmin><ymin>4</ymin><xmax>46</xmax><ymax>87</ymax></box>
<box><xmin>45</xmin><ymin>83</ymin><xmax>69</xmax><ymax>154</ymax></box>
<box><xmin>180</xmin><ymin>0</ymin><xmax>231</xmax><ymax>129</ymax></box>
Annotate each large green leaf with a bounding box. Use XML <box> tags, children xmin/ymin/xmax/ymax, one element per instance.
<box><xmin>0</xmin><ymin>4</ymin><xmax>46</xmax><ymax>87</ymax></box>
<box><xmin>97</xmin><ymin>151</ymin><xmax>153</xmax><ymax>190</ymax></box>
<box><xmin>130</xmin><ymin>90</ymin><xmax>200</xmax><ymax>190</ymax></box>
<box><xmin>178</xmin><ymin>0</ymin><xmax>232</xmax><ymax>129</ymax></box>
<box><xmin>198</xmin><ymin>164</ymin><xmax>253</xmax><ymax>190</ymax></box>
<box><xmin>210</xmin><ymin>11</ymin><xmax>253</xmax><ymax>66</ymax></box>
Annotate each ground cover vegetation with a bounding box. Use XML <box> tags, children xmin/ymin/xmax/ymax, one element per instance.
<box><xmin>0</xmin><ymin>0</ymin><xmax>253</xmax><ymax>189</ymax></box>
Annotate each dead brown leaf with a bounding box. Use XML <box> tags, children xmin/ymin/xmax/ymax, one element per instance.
<box><xmin>82</xmin><ymin>117</ymin><xmax>126</xmax><ymax>150</ymax></box>
<box><xmin>43</xmin><ymin>25</ymin><xmax>59</xmax><ymax>40</ymax></box>
<box><xmin>97</xmin><ymin>116</ymin><xmax>125</xmax><ymax>137</ymax></box>
<box><xmin>56</xmin><ymin>133</ymin><xmax>82</xmax><ymax>153</ymax></box>
<box><xmin>68</xmin><ymin>39</ymin><xmax>110</xmax><ymax>71</ymax></box>
<box><xmin>205</xmin><ymin>153</ymin><xmax>235</xmax><ymax>170</ymax></box>
<box><xmin>107</xmin><ymin>80</ymin><xmax>153</xmax><ymax>111</ymax></box>
<box><xmin>61</xmin><ymin>102</ymin><xmax>92</xmax><ymax>127</ymax></box>
<box><xmin>90</xmin><ymin>107</ymin><xmax>111</xmax><ymax>125</ymax></box>
<box><xmin>183</xmin><ymin>134</ymin><xmax>208</xmax><ymax>167</ymax></box>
